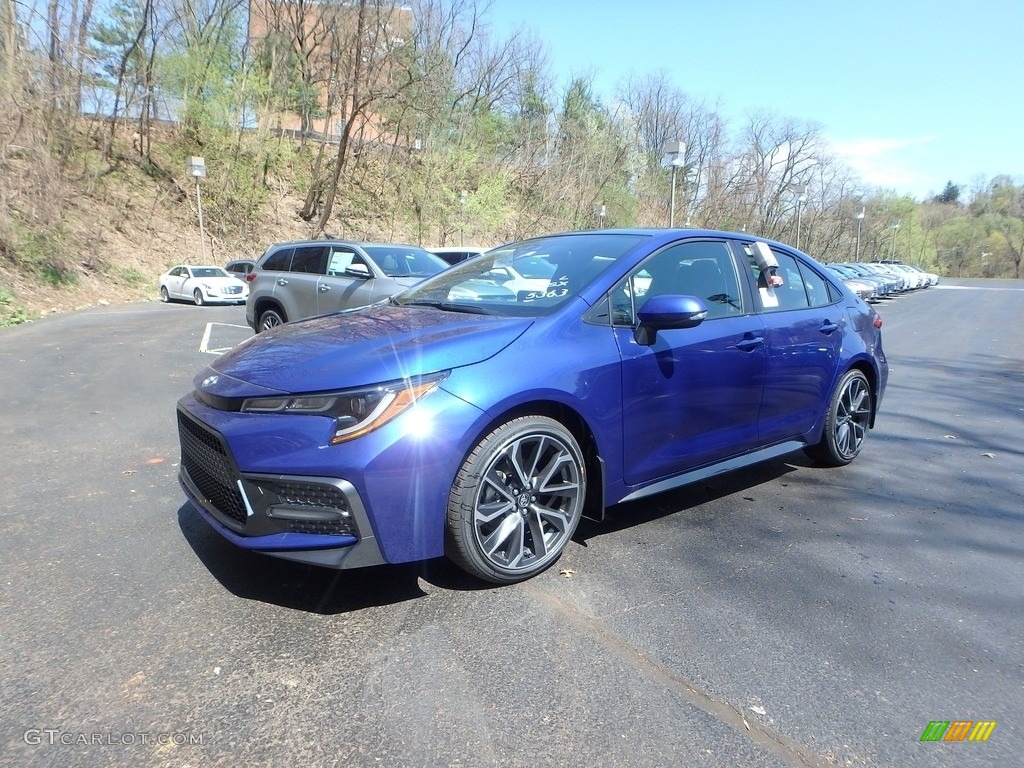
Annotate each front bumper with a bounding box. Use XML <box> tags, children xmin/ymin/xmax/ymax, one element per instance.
<box><xmin>201</xmin><ymin>285</ymin><xmax>248</xmax><ymax>303</ymax></box>
<box><xmin>177</xmin><ymin>405</ymin><xmax>385</xmax><ymax>568</ymax></box>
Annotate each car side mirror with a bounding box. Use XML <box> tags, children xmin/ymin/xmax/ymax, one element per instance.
<box><xmin>344</xmin><ymin>263</ymin><xmax>371</xmax><ymax>279</ymax></box>
<box><xmin>634</xmin><ymin>294</ymin><xmax>707</xmax><ymax>345</ymax></box>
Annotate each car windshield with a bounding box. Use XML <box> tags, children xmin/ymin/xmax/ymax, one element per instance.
<box><xmin>393</xmin><ymin>233</ymin><xmax>648</xmax><ymax>317</ymax></box>
<box><xmin>192</xmin><ymin>267</ymin><xmax>230</xmax><ymax>278</ymax></box>
<box><xmin>362</xmin><ymin>245</ymin><xmax>449</xmax><ymax>278</ymax></box>
<box><xmin>513</xmin><ymin>256</ymin><xmax>558</xmax><ymax>280</ymax></box>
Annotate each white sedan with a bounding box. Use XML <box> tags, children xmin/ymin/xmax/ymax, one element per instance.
<box><xmin>159</xmin><ymin>265</ymin><xmax>249</xmax><ymax>306</ymax></box>
<box><xmin>483</xmin><ymin>255</ymin><xmax>557</xmax><ymax>294</ymax></box>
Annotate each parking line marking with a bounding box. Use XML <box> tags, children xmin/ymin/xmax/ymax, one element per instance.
<box><xmin>199</xmin><ymin>322</ymin><xmax>252</xmax><ymax>355</ymax></box>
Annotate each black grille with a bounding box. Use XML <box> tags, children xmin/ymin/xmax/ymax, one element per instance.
<box><xmin>284</xmin><ymin>519</ymin><xmax>353</xmax><ymax>535</ymax></box>
<box><xmin>177</xmin><ymin>410</ymin><xmax>247</xmax><ymax>524</ymax></box>
<box><xmin>273</xmin><ymin>482</ymin><xmax>349</xmax><ymax>510</ymax></box>
<box><xmin>264</xmin><ymin>481</ymin><xmax>355</xmax><ymax>536</ymax></box>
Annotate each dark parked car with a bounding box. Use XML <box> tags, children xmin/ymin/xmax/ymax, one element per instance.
<box><xmin>225</xmin><ymin>259</ymin><xmax>256</xmax><ymax>276</ymax></box>
<box><xmin>245</xmin><ymin>239</ymin><xmax>450</xmax><ymax>331</ymax></box>
<box><xmin>426</xmin><ymin>246</ymin><xmax>489</xmax><ymax>265</ymax></box>
<box><xmin>178</xmin><ymin>229</ymin><xmax>888</xmax><ymax>584</ymax></box>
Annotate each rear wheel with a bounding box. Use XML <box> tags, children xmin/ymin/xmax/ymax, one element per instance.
<box><xmin>805</xmin><ymin>369</ymin><xmax>873</xmax><ymax>466</ymax></box>
<box><xmin>193</xmin><ymin>289</ymin><xmax>204</xmax><ymax>306</ymax></box>
<box><xmin>159</xmin><ymin>286</ymin><xmax>169</xmax><ymax>303</ymax></box>
<box><xmin>446</xmin><ymin>416</ymin><xmax>586</xmax><ymax>584</ymax></box>
<box><xmin>258</xmin><ymin>308</ymin><xmax>285</xmax><ymax>331</ymax></box>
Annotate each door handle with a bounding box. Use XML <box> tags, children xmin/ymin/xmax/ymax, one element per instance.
<box><xmin>819</xmin><ymin>322</ymin><xmax>839</xmax><ymax>334</ymax></box>
<box><xmin>277</xmin><ymin>278</ymin><xmax>288</xmax><ymax>286</ymax></box>
<box><xmin>735</xmin><ymin>336</ymin><xmax>764</xmax><ymax>351</ymax></box>
<box><xmin>319</xmin><ymin>285</ymin><xmax>331</xmax><ymax>292</ymax></box>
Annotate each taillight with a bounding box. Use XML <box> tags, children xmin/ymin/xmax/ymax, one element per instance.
<box><xmin>245</xmin><ymin>272</ymin><xmax>257</xmax><ymax>282</ymax></box>
<box><xmin>872</xmin><ymin>315</ymin><xmax>883</xmax><ymax>329</ymax></box>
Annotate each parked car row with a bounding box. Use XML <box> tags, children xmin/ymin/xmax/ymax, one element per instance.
<box><xmin>824</xmin><ymin>260</ymin><xmax>939</xmax><ymax>302</ymax></box>
<box><xmin>175</xmin><ymin>228</ymin><xmax>889</xmax><ymax>584</ymax></box>
<box><xmin>157</xmin><ymin>238</ymin><xmax>942</xmax><ymax>328</ymax></box>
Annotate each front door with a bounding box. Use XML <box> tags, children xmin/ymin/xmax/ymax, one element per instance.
<box><xmin>615</xmin><ymin>239</ymin><xmax>766</xmax><ymax>486</ymax></box>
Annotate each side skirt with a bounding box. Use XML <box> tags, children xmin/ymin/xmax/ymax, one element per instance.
<box><xmin>617</xmin><ymin>441</ymin><xmax>805</xmax><ymax>504</ymax></box>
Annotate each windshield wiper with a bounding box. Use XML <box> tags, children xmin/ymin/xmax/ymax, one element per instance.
<box><xmin>396</xmin><ymin>299</ymin><xmax>498</xmax><ymax>315</ymax></box>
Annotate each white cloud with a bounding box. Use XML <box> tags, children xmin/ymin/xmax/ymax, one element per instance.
<box><xmin>827</xmin><ymin>135</ymin><xmax>939</xmax><ymax>197</ymax></box>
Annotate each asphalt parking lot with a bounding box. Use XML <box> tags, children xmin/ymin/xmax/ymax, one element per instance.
<box><xmin>1</xmin><ymin>281</ymin><xmax>1021</xmax><ymax>767</ymax></box>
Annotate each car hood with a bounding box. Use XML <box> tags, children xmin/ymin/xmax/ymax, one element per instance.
<box><xmin>195</xmin><ymin>276</ymin><xmax>244</xmax><ymax>285</ymax></box>
<box><xmin>197</xmin><ymin>304</ymin><xmax>533</xmax><ymax>396</ymax></box>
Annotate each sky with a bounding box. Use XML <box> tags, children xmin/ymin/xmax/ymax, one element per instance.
<box><xmin>485</xmin><ymin>0</ymin><xmax>1024</xmax><ymax>200</ymax></box>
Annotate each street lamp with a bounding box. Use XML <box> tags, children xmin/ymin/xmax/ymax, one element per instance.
<box><xmin>854</xmin><ymin>206</ymin><xmax>865</xmax><ymax>261</ymax></box>
<box><xmin>890</xmin><ymin>220</ymin><xmax>900</xmax><ymax>260</ymax></box>
<box><xmin>459</xmin><ymin>189</ymin><xmax>468</xmax><ymax>246</ymax></box>
<box><xmin>791</xmin><ymin>183</ymin><xmax>808</xmax><ymax>250</ymax></box>
<box><xmin>662</xmin><ymin>140</ymin><xmax>686</xmax><ymax>227</ymax></box>
<box><xmin>188</xmin><ymin>156</ymin><xmax>207</xmax><ymax>262</ymax></box>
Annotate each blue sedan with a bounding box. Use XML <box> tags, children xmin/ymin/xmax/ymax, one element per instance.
<box><xmin>176</xmin><ymin>229</ymin><xmax>887</xmax><ymax>583</ymax></box>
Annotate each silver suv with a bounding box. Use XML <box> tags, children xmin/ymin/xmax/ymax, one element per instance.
<box><xmin>246</xmin><ymin>239</ymin><xmax>449</xmax><ymax>331</ymax></box>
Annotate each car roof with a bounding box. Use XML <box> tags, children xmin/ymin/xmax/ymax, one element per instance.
<box><xmin>266</xmin><ymin>238</ymin><xmax>426</xmax><ymax>249</ymax></box>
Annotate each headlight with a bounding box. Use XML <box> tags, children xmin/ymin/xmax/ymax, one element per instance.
<box><xmin>240</xmin><ymin>373</ymin><xmax>448</xmax><ymax>444</ymax></box>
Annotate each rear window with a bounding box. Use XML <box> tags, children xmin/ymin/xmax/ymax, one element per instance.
<box><xmin>363</xmin><ymin>246</ymin><xmax>448</xmax><ymax>277</ymax></box>
<box><xmin>262</xmin><ymin>247</ymin><xmax>294</xmax><ymax>271</ymax></box>
<box><xmin>192</xmin><ymin>267</ymin><xmax>229</xmax><ymax>278</ymax></box>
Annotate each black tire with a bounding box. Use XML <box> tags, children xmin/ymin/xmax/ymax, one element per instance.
<box><xmin>193</xmin><ymin>288</ymin><xmax>204</xmax><ymax>306</ymax></box>
<box><xmin>805</xmin><ymin>369</ymin><xmax>873</xmax><ymax>467</ymax></box>
<box><xmin>446</xmin><ymin>415</ymin><xmax>586</xmax><ymax>584</ymax></box>
<box><xmin>159</xmin><ymin>286</ymin><xmax>169</xmax><ymax>303</ymax></box>
<box><xmin>258</xmin><ymin>308</ymin><xmax>285</xmax><ymax>331</ymax></box>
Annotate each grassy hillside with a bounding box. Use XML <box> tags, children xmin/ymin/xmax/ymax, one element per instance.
<box><xmin>0</xmin><ymin>122</ymin><xmax>334</xmax><ymax>326</ymax></box>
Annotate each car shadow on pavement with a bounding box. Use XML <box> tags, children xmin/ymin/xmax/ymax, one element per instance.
<box><xmin>177</xmin><ymin>456</ymin><xmax>811</xmax><ymax>609</ymax></box>
<box><xmin>574</xmin><ymin>455</ymin><xmax>804</xmax><ymax>543</ymax></box>
<box><xmin>177</xmin><ymin>503</ymin><xmax>438</xmax><ymax>613</ymax></box>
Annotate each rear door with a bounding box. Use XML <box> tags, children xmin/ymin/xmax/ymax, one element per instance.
<box><xmin>278</xmin><ymin>245</ymin><xmax>327</xmax><ymax>320</ymax></box>
<box><xmin>740</xmin><ymin>245</ymin><xmax>844</xmax><ymax>445</ymax></box>
<box><xmin>614</xmin><ymin>238</ymin><xmax>766</xmax><ymax>485</ymax></box>
<box><xmin>166</xmin><ymin>267</ymin><xmax>186</xmax><ymax>298</ymax></box>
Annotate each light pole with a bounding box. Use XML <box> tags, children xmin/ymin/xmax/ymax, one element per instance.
<box><xmin>662</xmin><ymin>140</ymin><xmax>685</xmax><ymax>227</ymax></box>
<box><xmin>188</xmin><ymin>156</ymin><xmax>207</xmax><ymax>262</ymax></box>
<box><xmin>854</xmin><ymin>206</ymin><xmax>865</xmax><ymax>261</ymax></box>
<box><xmin>595</xmin><ymin>202</ymin><xmax>606</xmax><ymax>228</ymax></box>
<box><xmin>890</xmin><ymin>220</ymin><xmax>900</xmax><ymax>260</ymax></box>
<box><xmin>792</xmin><ymin>183</ymin><xmax>808</xmax><ymax>250</ymax></box>
<box><xmin>459</xmin><ymin>189</ymin><xmax>468</xmax><ymax>246</ymax></box>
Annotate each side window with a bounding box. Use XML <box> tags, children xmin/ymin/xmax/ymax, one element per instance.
<box><xmin>613</xmin><ymin>240</ymin><xmax>742</xmax><ymax>325</ymax></box>
<box><xmin>262</xmin><ymin>247</ymin><xmax>294</xmax><ymax>272</ymax></box>
<box><xmin>634</xmin><ymin>243</ymin><xmax>741</xmax><ymax>319</ymax></box>
<box><xmin>750</xmin><ymin>250</ymin><xmax>835</xmax><ymax>312</ymax></box>
<box><xmin>290</xmin><ymin>246</ymin><xmax>327</xmax><ymax>274</ymax></box>
<box><xmin>327</xmin><ymin>248</ymin><xmax>357</xmax><ymax>276</ymax></box>
<box><xmin>797</xmin><ymin>261</ymin><xmax>835</xmax><ymax>308</ymax></box>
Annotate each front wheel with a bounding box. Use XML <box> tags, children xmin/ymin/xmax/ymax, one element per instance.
<box><xmin>257</xmin><ymin>308</ymin><xmax>285</xmax><ymax>331</ymax></box>
<box><xmin>193</xmin><ymin>289</ymin><xmax>204</xmax><ymax>306</ymax></box>
<box><xmin>159</xmin><ymin>286</ymin><xmax>169</xmax><ymax>303</ymax></box>
<box><xmin>805</xmin><ymin>369</ymin><xmax>873</xmax><ymax>466</ymax></box>
<box><xmin>446</xmin><ymin>416</ymin><xmax>586</xmax><ymax>584</ymax></box>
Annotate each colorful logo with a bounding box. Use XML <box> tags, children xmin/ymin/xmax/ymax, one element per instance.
<box><xmin>920</xmin><ymin>721</ymin><xmax>997</xmax><ymax>742</ymax></box>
